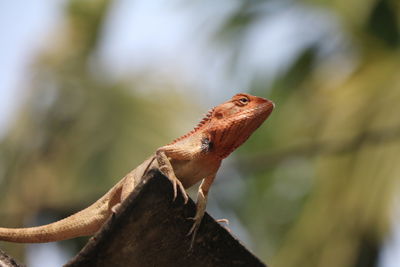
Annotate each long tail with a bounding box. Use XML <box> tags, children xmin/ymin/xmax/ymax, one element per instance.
<box><xmin>0</xmin><ymin>181</ymin><xmax>124</xmax><ymax>243</ymax></box>
<box><xmin>0</xmin><ymin>209</ymin><xmax>103</xmax><ymax>243</ymax></box>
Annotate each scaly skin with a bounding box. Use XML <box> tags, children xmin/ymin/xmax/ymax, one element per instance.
<box><xmin>0</xmin><ymin>93</ymin><xmax>274</xmax><ymax>243</ymax></box>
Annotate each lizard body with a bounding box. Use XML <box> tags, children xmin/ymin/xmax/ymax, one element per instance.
<box><xmin>0</xmin><ymin>93</ymin><xmax>274</xmax><ymax>243</ymax></box>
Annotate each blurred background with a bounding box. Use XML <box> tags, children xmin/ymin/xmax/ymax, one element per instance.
<box><xmin>0</xmin><ymin>0</ymin><xmax>399</xmax><ymax>266</ymax></box>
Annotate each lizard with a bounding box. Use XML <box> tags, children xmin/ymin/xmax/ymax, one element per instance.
<box><xmin>0</xmin><ymin>93</ymin><xmax>274</xmax><ymax>244</ymax></box>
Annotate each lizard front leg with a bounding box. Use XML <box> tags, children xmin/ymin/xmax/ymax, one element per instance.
<box><xmin>188</xmin><ymin>174</ymin><xmax>215</xmax><ymax>248</ymax></box>
<box><xmin>156</xmin><ymin>148</ymin><xmax>189</xmax><ymax>203</ymax></box>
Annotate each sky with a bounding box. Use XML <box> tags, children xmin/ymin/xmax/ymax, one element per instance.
<box><xmin>0</xmin><ymin>0</ymin><xmax>63</xmax><ymax>138</ymax></box>
<box><xmin>0</xmin><ymin>0</ymin><xmax>399</xmax><ymax>266</ymax></box>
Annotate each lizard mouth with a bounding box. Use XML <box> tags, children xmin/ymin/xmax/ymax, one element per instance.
<box><xmin>253</xmin><ymin>99</ymin><xmax>274</xmax><ymax>117</ymax></box>
<box><xmin>264</xmin><ymin>100</ymin><xmax>275</xmax><ymax>112</ymax></box>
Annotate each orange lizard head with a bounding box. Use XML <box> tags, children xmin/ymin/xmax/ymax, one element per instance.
<box><xmin>208</xmin><ymin>93</ymin><xmax>274</xmax><ymax>159</ymax></box>
<box><xmin>168</xmin><ymin>93</ymin><xmax>274</xmax><ymax>159</ymax></box>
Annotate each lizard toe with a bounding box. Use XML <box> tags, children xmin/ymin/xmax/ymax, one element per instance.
<box><xmin>178</xmin><ymin>182</ymin><xmax>189</xmax><ymax>204</ymax></box>
<box><xmin>187</xmin><ymin>219</ymin><xmax>201</xmax><ymax>250</ymax></box>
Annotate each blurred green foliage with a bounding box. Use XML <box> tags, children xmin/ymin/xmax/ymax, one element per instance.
<box><xmin>1</xmin><ymin>0</ymin><xmax>400</xmax><ymax>266</ymax></box>
<box><xmin>227</xmin><ymin>0</ymin><xmax>400</xmax><ymax>266</ymax></box>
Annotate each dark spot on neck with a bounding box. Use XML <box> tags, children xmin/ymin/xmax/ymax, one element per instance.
<box><xmin>201</xmin><ymin>137</ymin><xmax>213</xmax><ymax>153</ymax></box>
<box><xmin>215</xmin><ymin>112</ymin><xmax>223</xmax><ymax>119</ymax></box>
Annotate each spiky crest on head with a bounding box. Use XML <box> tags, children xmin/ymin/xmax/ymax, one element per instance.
<box><xmin>168</xmin><ymin>107</ymin><xmax>215</xmax><ymax>145</ymax></box>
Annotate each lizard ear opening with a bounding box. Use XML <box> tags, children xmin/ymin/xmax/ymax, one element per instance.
<box><xmin>215</xmin><ymin>112</ymin><xmax>223</xmax><ymax>119</ymax></box>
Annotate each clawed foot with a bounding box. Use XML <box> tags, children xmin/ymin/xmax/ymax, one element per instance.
<box><xmin>160</xmin><ymin>166</ymin><xmax>189</xmax><ymax>203</ymax></box>
<box><xmin>156</xmin><ymin>149</ymin><xmax>189</xmax><ymax>204</ymax></box>
<box><xmin>187</xmin><ymin>216</ymin><xmax>202</xmax><ymax>249</ymax></box>
<box><xmin>171</xmin><ymin>177</ymin><xmax>189</xmax><ymax>204</ymax></box>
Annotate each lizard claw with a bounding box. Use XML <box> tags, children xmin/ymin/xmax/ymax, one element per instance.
<box><xmin>156</xmin><ymin>149</ymin><xmax>189</xmax><ymax>204</ymax></box>
<box><xmin>177</xmin><ymin>178</ymin><xmax>189</xmax><ymax>204</ymax></box>
<box><xmin>159</xmin><ymin>165</ymin><xmax>189</xmax><ymax>204</ymax></box>
<box><xmin>168</xmin><ymin>172</ymin><xmax>189</xmax><ymax>204</ymax></box>
<box><xmin>187</xmin><ymin>216</ymin><xmax>202</xmax><ymax>250</ymax></box>
<box><xmin>187</xmin><ymin>220</ymin><xmax>200</xmax><ymax>236</ymax></box>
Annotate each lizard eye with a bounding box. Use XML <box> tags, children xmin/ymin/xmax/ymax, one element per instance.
<box><xmin>240</xmin><ymin>97</ymin><xmax>249</xmax><ymax>103</ymax></box>
<box><xmin>236</xmin><ymin>97</ymin><xmax>249</xmax><ymax>106</ymax></box>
